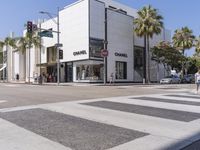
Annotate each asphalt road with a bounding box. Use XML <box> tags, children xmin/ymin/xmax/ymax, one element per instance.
<box><xmin>0</xmin><ymin>83</ymin><xmax>199</xmax><ymax>150</ymax></box>
<box><xmin>0</xmin><ymin>83</ymin><xmax>195</xmax><ymax>109</ymax></box>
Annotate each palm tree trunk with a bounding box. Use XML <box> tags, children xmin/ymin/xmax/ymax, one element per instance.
<box><xmin>157</xmin><ymin>62</ymin><xmax>160</xmax><ymax>83</ymax></box>
<box><xmin>39</xmin><ymin>23</ymin><xmax>42</xmax><ymax>77</ymax></box>
<box><xmin>146</xmin><ymin>35</ymin><xmax>150</xmax><ymax>83</ymax></box>
<box><xmin>181</xmin><ymin>49</ymin><xmax>185</xmax><ymax>78</ymax></box>
<box><xmin>2</xmin><ymin>49</ymin><xmax>5</xmax><ymax>82</ymax></box>
<box><xmin>24</xmin><ymin>51</ymin><xmax>26</xmax><ymax>81</ymax></box>
<box><xmin>28</xmin><ymin>46</ymin><xmax>31</xmax><ymax>83</ymax></box>
<box><xmin>6</xmin><ymin>46</ymin><xmax>8</xmax><ymax>82</ymax></box>
<box><xmin>143</xmin><ymin>36</ymin><xmax>146</xmax><ymax>83</ymax></box>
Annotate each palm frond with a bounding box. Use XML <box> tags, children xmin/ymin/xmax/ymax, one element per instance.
<box><xmin>172</xmin><ymin>26</ymin><xmax>195</xmax><ymax>54</ymax></box>
<box><xmin>134</xmin><ymin>5</ymin><xmax>164</xmax><ymax>38</ymax></box>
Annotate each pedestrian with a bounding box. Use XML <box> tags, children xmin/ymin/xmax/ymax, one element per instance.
<box><xmin>38</xmin><ymin>74</ymin><xmax>42</xmax><ymax>84</ymax></box>
<box><xmin>109</xmin><ymin>73</ymin><xmax>114</xmax><ymax>85</ymax></box>
<box><xmin>195</xmin><ymin>69</ymin><xmax>200</xmax><ymax>94</ymax></box>
<box><xmin>16</xmin><ymin>73</ymin><xmax>19</xmax><ymax>81</ymax></box>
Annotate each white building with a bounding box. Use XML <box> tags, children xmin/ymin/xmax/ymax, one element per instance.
<box><xmin>10</xmin><ymin>0</ymin><xmax>171</xmax><ymax>83</ymax></box>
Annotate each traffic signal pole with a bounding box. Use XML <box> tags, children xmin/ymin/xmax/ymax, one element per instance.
<box><xmin>104</xmin><ymin>8</ymin><xmax>108</xmax><ymax>85</ymax></box>
<box><xmin>39</xmin><ymin>8</ymin><xmax>61</xmax><ymax>85</ymax></box>
<box><xmin>56</xmin><ymin>7</ymin><xmax>60</xmax><ymax>85</ymax></box>
<box><xmin>27</xmin><ymin>21</ymin><xmax>33</xmax><ymax>83</ymax></box>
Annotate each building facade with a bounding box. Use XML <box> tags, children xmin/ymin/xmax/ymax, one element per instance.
<box><xmin>10</xmin><ymin>0</ymin><xmax>171</xmax><ymax>83</ymax></box>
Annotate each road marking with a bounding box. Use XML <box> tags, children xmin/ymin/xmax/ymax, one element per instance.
<box><xmin>108</xmin><ymin>135</ymin><xmax>186</xmax><ymax>150</ymax></box>
<box><xmin>4</xmin><ymin>84</ymin><xmax>19</xmax><ymax>87</ymax></box>
<box><xmin>0</xmin><ymin>93</ymin><xmax>200</xmax><ymax>149</ymax></box>
<box><xmin>0</xmin><ymin>109</ymin><xmax>147</xmax><ymax>150</ymax></box>
<box><xmin>0</xmin><ymin>118</ymin><xmax>71</xmax><ymax>150</ymax></box>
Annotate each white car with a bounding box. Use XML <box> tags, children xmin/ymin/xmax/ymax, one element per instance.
<box><xmin>160</xmin><ymin>75</ymin><xmax>181</xmax><ymax>84</ymax></box>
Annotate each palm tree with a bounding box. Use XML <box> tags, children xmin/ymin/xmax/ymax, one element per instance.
<box><xmin>134</xmin><ymin>5</ymin><xmax>164</xmax><ymax>83</ymax></box>
<box><xmin>0</xmin><ymin>37</ymin><xmax>17</xmax><ymax>81</ymax></box>
<box><xmin>17</xmin><ymin>32</ymin><xmax>40</xmax><ymax>83</ymax></box>
<box><xmin>194</xmin><ymin>36</ymin><xmax>200</xmax><ymax>71</ymax></box>
<box><xmin>194</xmin><ymin>36</ymin><xmax>200</xmax><ymax>57</ymax></box>
<box><xmin>172</xmin><ymin>27</ymin><xmax>194</xmax><ymax>55</ymax></box>
<box><xmin>0</xmin><ymin>41</ymin><xmax>4</xmax><ymax>78</ymax></box>
<box><xmin>0</xmin><ymin>41</ymin><xmax>4</xmax><ymax>63</ymax></box>
<box><xmin>172</xmin><ymin>27</ymin><xmax>195</xmax><ymax>76</ymax></box>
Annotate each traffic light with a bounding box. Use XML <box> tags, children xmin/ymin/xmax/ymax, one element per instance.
<box><xmin>27</xmin><ymin>21</ymin><xmax>33</xmax><ymax>33</ymax></box>
<box><xmin>59</xmin><ymin>49</ymin><xmax>63</xmax><ymax>59</ymax></box>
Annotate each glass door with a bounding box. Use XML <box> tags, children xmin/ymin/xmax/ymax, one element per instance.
<box><xmin>65</xmin><ymin>62</ymin><xmax>73</xmax><ymax>82</ymax></box>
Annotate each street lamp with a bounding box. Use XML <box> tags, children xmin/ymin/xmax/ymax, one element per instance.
<box><xmin>40</xmin><ymin>7</ymin><xmax>60</xmax><ymax>85</ymax></box>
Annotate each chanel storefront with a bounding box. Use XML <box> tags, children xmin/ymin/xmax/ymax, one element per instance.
<box><xmin>37</xmin><ymin>0</ymin><xmax>170</xmax><ymax>83</ymax></box>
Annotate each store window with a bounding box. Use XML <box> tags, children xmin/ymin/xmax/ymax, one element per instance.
<box><xmin>134</xmin><ymin>46</ymin><xmax>144</xmax><ymax>69</ymax></box>
<box><xmin>89</xmin><ymin>38</ymin><xmax>104</xmax><ymax>58</ymax></box>
<box><xmin>115</xmin><ymin>61</ymin><xmax>127</xmax><ymax>79</ymax></box>
<box><xmin>76</xmin><ymin>64</ymin><xmax>103</xmax><ymax>81</ymax></box>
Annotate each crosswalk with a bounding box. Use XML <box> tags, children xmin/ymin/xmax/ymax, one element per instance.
<box><xmin>0</xmin><ymin>93</ymin><xmax>200</xmax><ymax>150</ymax></box>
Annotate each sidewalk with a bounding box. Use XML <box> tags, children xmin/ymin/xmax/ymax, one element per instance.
<box><xmin>4</xmin><ymin>80</ymin><xmax>197</xmax><ymax>90</ymax></box>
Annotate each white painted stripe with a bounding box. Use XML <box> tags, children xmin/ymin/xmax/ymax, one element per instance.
<box><xmin>108</xmin><ymin>135</ymin><xmax>188</xmax><ymax>150</ymax></box>
<box><xmin>191</xmin><ymin>119</ymin><xmax>200</xmax><ymax>125</ymax></box>
<box><xmin>4</xmin><ymin>84</ymin><xmax>21</xmax><ymax>87</ymax></box>
<box><xmin>0</xmin><ymin>118</ymin><xmax>71</xmax><ymax>150</ymax></box>
<box><xmin>0</xmin><ymin>105</ymin><xmax>38</xmax><ymax>113</ymax></box>
<box><xmin>39</xmin><ymin>102</ymin><xmax>200</xmax><ymax>140</ymax></box>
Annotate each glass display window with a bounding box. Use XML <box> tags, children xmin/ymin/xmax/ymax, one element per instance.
<box><xmin>115</xmin><ymin>61</ymin><xmax>127</xmax><ymax>79</ymax></box>
<box><xmin>76</xmin><ymin>64</ymin><xmax>103</xmax><ymax>81</ymax></box>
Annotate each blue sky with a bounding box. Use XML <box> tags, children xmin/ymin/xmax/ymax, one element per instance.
<box><xmin>0</xmin><ymin>0</ymin><xmax>199</xmax><ymax>54</ymax></box>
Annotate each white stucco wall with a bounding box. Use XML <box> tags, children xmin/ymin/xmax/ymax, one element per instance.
<box><xmin>25</xmin><ymin>47</ymin><xmax>35</xmax><ymax>82</ymax></box>
<box><xmin>60</xmin><ymin>0</ymin><xmax>89</xmax><ymax>62</ymax></box>
<box><xmin>40</xmin><ymin>19</ymin><xmax>57</xmax><ymax>64</ymax></box>
<box><xmin>13</xmin><ymin>51</ymin><xmax>19</xmax><ymax>77</ymax></box>
<box><xmin>100</xmin><ymin>0</ymin><xmax>138</xmax><ymax>17</ymax></box>
<box><xmin>19</xmin><ymin>51</ymin><xmax>26</xmax><ymax>81</ymax></box>
<box><xmin>90</xmin><ymin>0</ymin><xmax>105</xmax><ymax>39</ymax></box>
<box><xmin>107</xmin><ymin>9</ymin><xmax>134</xmax><ymax>82</ymax></box>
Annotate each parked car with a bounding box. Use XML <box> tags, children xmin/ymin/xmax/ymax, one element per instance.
<box><xmin>160</xmin><ymin>75</ymin><xmax>181</xmax><ymax>84</ymax></box>
<box><xmin>181</xmin><ymin>74</ymin><xmax>195</xmax><ymax>83</ymax></box>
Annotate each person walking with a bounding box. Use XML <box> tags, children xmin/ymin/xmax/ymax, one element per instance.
<box><xmin>109</xmin><ymin>73</ymin><xmax>114</xmax><ymax>85</ymax></box>
<box><xmin>195</xmin><ymin>69</ymin><xmax>200</xmax><ymax>94</ymax></box>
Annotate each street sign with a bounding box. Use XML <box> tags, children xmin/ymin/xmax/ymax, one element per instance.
<box><xmin>101</xmin><ymin>49</ymin><xmax>108</xmax><ymax>57</ymax></box>
<box><xmin>32</xmin><ymin>24</ymin><xmax>38</xmax><ymax>31</ymax></box>
<box><xmin>55</xmin><ymin>43</ymin><xmax>63</xmax><ymax>47</ymax></box>
<box><xmin>39</xmin><ymin>30</ymin><xmax>53</xmax><ymax>38</ymax></box>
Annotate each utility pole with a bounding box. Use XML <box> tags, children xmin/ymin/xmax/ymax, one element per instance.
<box><xmin>40</xmin><ymin>7</ymin><xmax>60</xmax><ymax>85</ymax></box>
<box><xmin>103</xmin><ymin>8</ymin><xmax>108</xmax><ymax>85</ymax></box>
<box><xmin>2</xmin><ymin>48</ymin><xmax>5</xmax><ymax>82</ymax></box>
<box><xmin>27</xmin><ymin>21</ymin><xmax>33</xmax><ymax>83</ymax></box>
<box><xmin>56</xmin><ymin>7</ymin><xmax>60</xmax><ymax>85</ymax></box>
